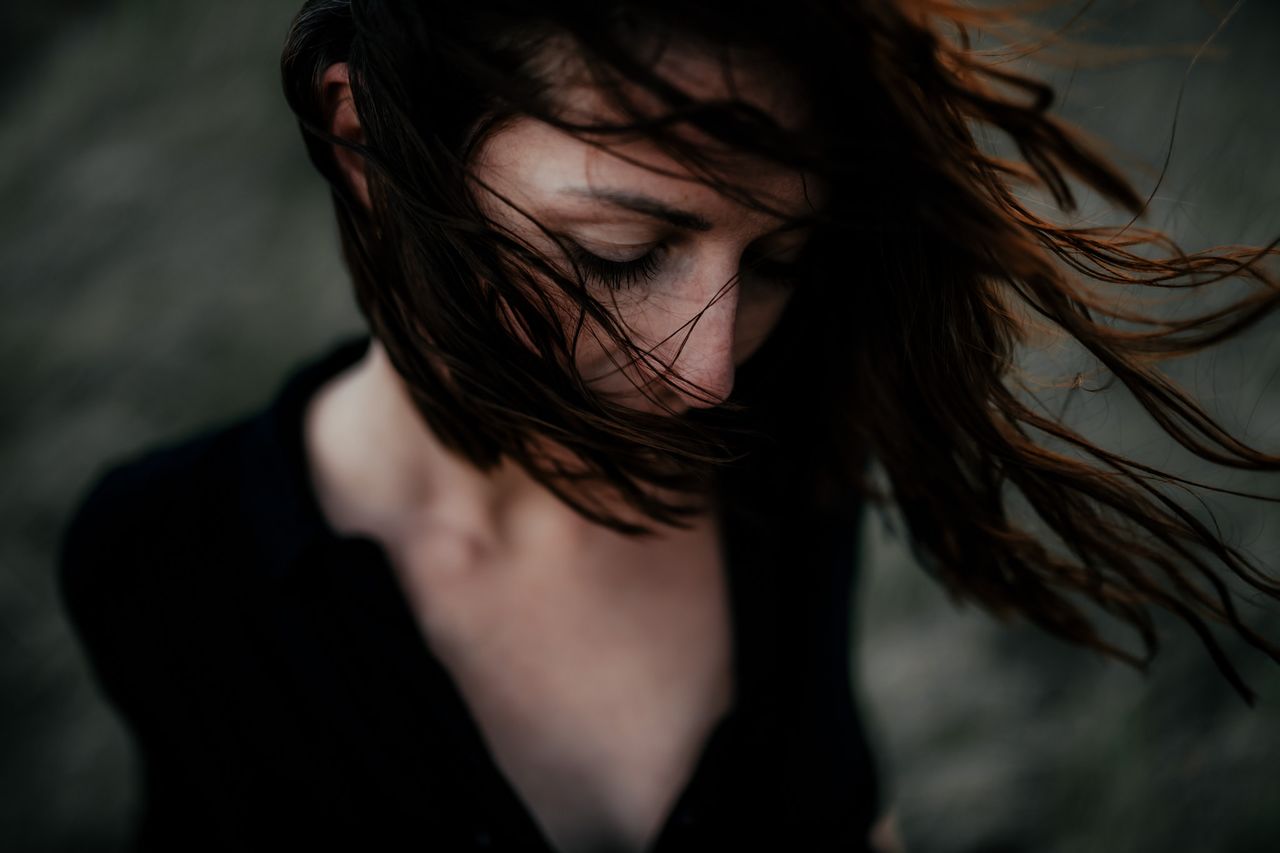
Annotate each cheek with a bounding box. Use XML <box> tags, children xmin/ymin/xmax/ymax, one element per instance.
<box><xmin>572</xmin><ymin>321</ymin><xmax>647</xmax><ymax>392</ymax></box>
<box><xmin>572</xmin><ymin>335</ymin><xmax>616</xmax><ymax>385</ymax></box>
<box><xmin>571</xmin><ymin>312</ymin><xmax>685</xmax><ymax>410</ymax></box>
<box><xmin>576</xmin><ymin>287</ymin><xmax>794</xmax><ymax>387</ymax></box>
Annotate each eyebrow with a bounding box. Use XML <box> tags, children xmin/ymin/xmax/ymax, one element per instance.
<box><xmin>558</xmin><ymin>188</ymin><xmax>715</xmax><ymax>232</ymax></box>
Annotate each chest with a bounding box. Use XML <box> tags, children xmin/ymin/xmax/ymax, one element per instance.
<box><xmin>383</xmin><ymin>513</ymin><xmax>736</xmax><ymax>853</ymax></box>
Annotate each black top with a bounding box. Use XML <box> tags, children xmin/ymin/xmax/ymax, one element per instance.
<box><xmin>57</xmin><ymin>334</ymin><xmax>882</xmax><ymax>853</ymax></box>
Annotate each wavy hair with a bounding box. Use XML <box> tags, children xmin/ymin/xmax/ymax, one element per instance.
<box><xmin>281</xmin><ymin>0</ymin><xmax>1280</xmax><ymax>704</ymax></box>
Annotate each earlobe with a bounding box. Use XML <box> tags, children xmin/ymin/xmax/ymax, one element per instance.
<box><xmin>320</xmin><ymin>62</ymin><xmax>372</xmax><ymax>212</ymax></box>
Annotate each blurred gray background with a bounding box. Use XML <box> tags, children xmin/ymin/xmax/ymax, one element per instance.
<box><xmin>2</xmin><ymin>1</ymin><xmax>1278</xmax><ymax>851</ymax></box>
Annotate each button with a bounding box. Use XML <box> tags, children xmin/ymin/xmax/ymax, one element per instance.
<box><xmin>473</xmin><ymin>828</ymin><xmax>493</xmax><ymax>848</ymax></box>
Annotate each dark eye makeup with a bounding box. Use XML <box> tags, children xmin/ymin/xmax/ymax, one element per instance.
<box><xmin>564</xmin><ymin>240</ymin><xmax>807</xmax><ymax>292</ymax></box>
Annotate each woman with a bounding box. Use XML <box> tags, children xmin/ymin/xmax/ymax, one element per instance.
<box><xmin>58</xmin><ymin>1</ymin><xmax>1280</xmax><ymax>852</ymax></box>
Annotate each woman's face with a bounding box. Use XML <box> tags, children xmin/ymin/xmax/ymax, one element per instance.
<box><xmin>469</xmin><ymin>43</ymin><xmax>820</xmax><ymax>417</ymax></box>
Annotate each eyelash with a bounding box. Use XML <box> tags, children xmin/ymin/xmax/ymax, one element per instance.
<box><xmin>567</xmin><ymin>242</ymin><xmax>805</xmax><ymax>292</ymax></box>
<box><xmin>568</xmin><ymin>243</ymin><xmax>665</xmax><ymax>290</ymax></box>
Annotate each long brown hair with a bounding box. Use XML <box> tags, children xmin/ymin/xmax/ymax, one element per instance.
<box><xmin>281</xmin><ymin>0</ymin><xmax>1280</xmax><ymax>704</ymax></box>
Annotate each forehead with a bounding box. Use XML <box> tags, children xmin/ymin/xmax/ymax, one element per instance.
<box><xmin>588</xmin><ymin>36</ymin><xmax>806</xmax><ymax>130</ymax></box>
<box><xmin>469</xmin><ymin>39</ymin><xmax>818</xmax><ymax>222</ymax></box>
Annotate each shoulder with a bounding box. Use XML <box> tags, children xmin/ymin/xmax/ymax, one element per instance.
<box><xmin>60</xmin><ymin>418</ymin><xmax>249</xmax><ymax>587</ymax></box>
<box><xmin>57</xmin><ymin>417</ymin><xmax>255</xmax><ymax>680</ymax></box>
<box><xmin>58</xmin><ymin>336</ymin><xmax>373</xmax><ymax>632</ymax></box>
<box><xmin>55</xmin><ymin>420</ymin><xmax>253</xmax><ymax>735</ymax></box>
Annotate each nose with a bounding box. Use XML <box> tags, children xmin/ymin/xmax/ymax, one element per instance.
<box><xmin>654</xmin><ymin>259</ymin><xmax>740</xmax><ymax>410</ymax></box>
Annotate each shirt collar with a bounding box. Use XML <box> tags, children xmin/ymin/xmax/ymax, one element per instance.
<box><xmin>237</xmin><ymin>332</ymin><xmax>373</xmax><ymax>586</ymax></box>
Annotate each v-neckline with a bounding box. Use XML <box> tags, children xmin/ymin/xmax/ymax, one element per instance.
<box><xmin>331</xmin><ymin>473</ymin><xmax>753</xmax><ymax>853</ymax></box>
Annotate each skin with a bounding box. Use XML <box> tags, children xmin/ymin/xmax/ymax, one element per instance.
<box><xmin>315</xmin><ymin>41</ymin><xmax>903</xmax><ymax>853</ymax></box>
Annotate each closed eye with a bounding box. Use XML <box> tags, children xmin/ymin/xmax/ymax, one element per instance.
<box><xmin>562</xmin><ymin>240</ymin><xmax>809</xmax><ymax>292</ymax></box>
<box><xmin>565</xmin><ymin>242</ymin><xmax>665</xmax><ymax>291</ymax></box>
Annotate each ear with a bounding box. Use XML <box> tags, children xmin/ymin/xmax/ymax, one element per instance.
<box><xmin>321</xmin><ymin>62</ymin><xmax>372</xmax><ymax>212</ymax></box>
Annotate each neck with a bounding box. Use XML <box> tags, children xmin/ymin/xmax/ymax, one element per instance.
<box><xmin>308</xmin><ymin>336</ymin><xmax>715</xmax><ymax>553</ymax></box>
